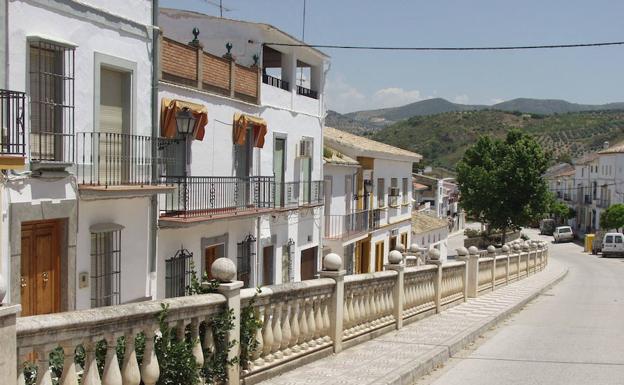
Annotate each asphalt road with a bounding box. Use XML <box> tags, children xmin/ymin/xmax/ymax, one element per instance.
<box><xmin>417</xmin><ymin>228</ymin><xmax>624</xmax><ymax>385</ymax></box>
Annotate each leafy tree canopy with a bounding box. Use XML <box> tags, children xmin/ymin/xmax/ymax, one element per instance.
<box><xmin>457</xmin><ymin>129</ymin><xmax>551</xmax><ymax>243</ymax></box>
<box><xmin>548</xmin><ymin>195</ymin><xmax>575</xmax><ymax>223</ymax></box>
<box><xmin>600</xmin><ymin>203</ymin><xmax>624</xmax><ymax>231</ymax></box>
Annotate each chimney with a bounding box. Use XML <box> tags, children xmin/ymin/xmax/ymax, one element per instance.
<box><xmin>604</xmin><ymin>141</ymin><xmax>610</xmax><ymax>149</ymax></box>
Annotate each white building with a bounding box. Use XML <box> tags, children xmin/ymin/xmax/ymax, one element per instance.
<box><xmin>323</xmin><ymin>127</ymin><xmax>421</xmax><ymax>274</ymax></box>
<box><xmin>2</xmin><ymin>0</ymin><xmax>159</xmax><ymax>315</ymax></box>
<box><xmin>411</xmin><ymin>212</ymin><xmax>449</xmax><ymax>262</ymax></box>
<box><xmin>155</xmin><ymin>8</ymin><xmax>328</xmax><ymax>297</ymax></box>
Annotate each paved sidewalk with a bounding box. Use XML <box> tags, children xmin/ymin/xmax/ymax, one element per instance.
<box><xmin>258</xmin><ymin>259</ymin><xmax>567</xmax><ymax>385</ymax></box>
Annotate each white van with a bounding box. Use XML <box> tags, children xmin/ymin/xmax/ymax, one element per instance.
<box><xmin>601</xmin><ymin>233</ymin><xmax>624</xmax><ymax>257</ymax></box>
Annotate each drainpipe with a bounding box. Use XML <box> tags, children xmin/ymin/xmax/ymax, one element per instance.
<box><xmin>149</xmin><ymin>0</ymin><xmax>159</xmax><ymax>275</ymax></box>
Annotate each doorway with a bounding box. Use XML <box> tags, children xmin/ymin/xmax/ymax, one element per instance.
<box><xmin>20</xmin><ymin>220</ymin><xmax>62</xmax><ymax>316</ymax></box>
<box><xmin>262</xmin><ymin>245</ymin><xmax>274</xmax><ymax>286</ymax></box>
<box><xmin>204</xmin><ymin>244</ymin><xmax>224</xmax><ymax>280</ymax></box>
<box><xmin>375</xmin><ymin>240</ymin><xmax>385</xmax><ymax>272</ymax></box>
<box><xmin>300</xmin><ymin>246</ymin><xmax>317</xmax><ymax>280</ymax></box>
<box><xmin>274</xmin><ymin>137</ymin><xmax>286</xmax><ymax>207</ymax></box>
<box><xmin>354</xmin><ymin>238</ymin><xmax>371</xmax><ymax>274</ymax></box>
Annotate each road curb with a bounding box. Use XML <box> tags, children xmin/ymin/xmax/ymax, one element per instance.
<box><xmin>375</xmin><ymin>264</ymin><xmax>569</xmax><ymax>385</ymax></box>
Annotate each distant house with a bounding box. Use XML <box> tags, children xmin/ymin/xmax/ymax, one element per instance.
<box><xmin>411</xmin><ymin>212</ymin><xmax>450</xmax><ymax>262</ymax></box>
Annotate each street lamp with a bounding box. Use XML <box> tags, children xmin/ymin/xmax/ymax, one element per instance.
<box><xmin>175</xmin><ymin>107</ymin><xmax>196</xmax><ymax>137</ymax></box>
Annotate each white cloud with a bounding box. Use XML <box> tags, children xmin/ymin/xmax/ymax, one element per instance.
<box><xmin>371</xmin><ymin>87</ymin><xmax>423</xmax><ymax>109</ymax></box>
<box><xmin>324</xmin><ymin>76</ymin><xmax>366</xmax><ymax>113</ymax></box>
<box><xmin>453</xmin><ymin>94</ymin><xmax>469</xmax><ymax>104</ymax></box>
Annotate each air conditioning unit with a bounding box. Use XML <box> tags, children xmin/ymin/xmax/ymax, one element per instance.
<box><xmin>298</xmin><ymin>139</ymin><xmax>313</xmax><ymax>158</ymax></box>
<box><xmin>389</xmin><ymin>187</ymin><xmax>400</xmax><ymax>197</ymax></box>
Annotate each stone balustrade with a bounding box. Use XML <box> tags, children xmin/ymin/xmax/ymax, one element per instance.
<box><xmin>0</xmin><ymin>241</ymin><xmax>549</xmax><ymax>385</ymax></box>
<box><xmin>16</xmin><ymin>293</ymin><xmax>226</xmax><ymax>385</ymax></box>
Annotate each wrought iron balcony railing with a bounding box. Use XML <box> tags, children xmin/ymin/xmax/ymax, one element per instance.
<box><xmin>296</xmin><ymin>85</ymin><xmax>319</xmax><ymax>99</ymax></box>
<box><xmin>275</xmin><ymin>180</ymin><xmax>324</xmax><ymax>208</ymax></box>
<box><xmin>262</xmin><ymin>74</ymin><xmax>290</xmax><ymax>91</ymax></box>
<box><xmin>76</xmin><ymin>132</ymin><xmax>177</xmax><ymax>187</ymax></box>
<box><xmin>371</xmin><ymin>208</ymin><xmax>383</xmax><ymax>230</ymax></box>
<box><xmin>324</xmin><ymin>210</ymin><xmax>370</xmax><ymax>240</ymax></box>
<box><xmin>160</xmin><ymin>176</ymin><xmax>275</xmax><ymax>219</ymax></box>
<box><xmin>0</xmin><ymin>89</ymin><xmax>26</xmax><ymax>156</ymax></box>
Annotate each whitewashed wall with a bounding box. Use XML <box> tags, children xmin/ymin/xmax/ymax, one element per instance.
<box><xmin>81</xmin><ymin>0</ymin><xmax>153</xmax><ymax>26</ymax></box>
<box><xmin>324</xmin><ymin>164</ymin><xmax>358</xmax><ymax>216</ymax></box>
<box><xmin>8</xmin><ymin>0</ymin><xmax>154</xmax><ymax>138</ymax></box>
<box><xmin>373</xmin><ymin>158</ymin><xmax>413</xmax><ymax>225</ymax></box>
<box><xmin>76</xmin><ymin>198</ymin><xmax>152</xmax><ymax>309</ymax></box>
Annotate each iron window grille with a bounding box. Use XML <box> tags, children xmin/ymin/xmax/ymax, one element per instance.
<box><xmin>165</xmin><ymin>248</ymin><xmax>193</xmax><ymax>298</ymax></box>
<box><xmin>237</xmin><ymin>234</ymin><xmax>256</xmax><ymax>287</ymax></box>
<box><xmin>90</xmin><ymin>223</ymin><xmax>123</xmax><ymax>308</ymax></box>
<box><xmin>0</xmin><ymin>89</ymin><xmax>26</xmax><ymax>155</ymax></box>
<box><xmin>28</xmin><ymin>39</ymin><xmax>75</xmax><ymax>163</ymax></box>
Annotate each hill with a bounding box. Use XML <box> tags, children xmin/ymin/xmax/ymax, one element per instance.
<box><xmin>365</xmin><ymin>109</ymin><xmax>624</xmax><ymax>170</ymax></box>
<box><xmin>328</xmin><ymin>97</ymin><xmax>624</xmax><ymax>131</ymax></box>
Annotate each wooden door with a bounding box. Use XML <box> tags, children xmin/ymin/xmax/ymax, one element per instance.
<box><xmin>356</xmin><ymin>239</ymin><xmax>371</xmax><ymax>274</ymax></box>
<box><xmin>204</xmin><ymin>245</ymin><xmax>223</xmax><ymax>280</ymax></box>
<box><xmin>262</xmin><ymin>246</ymin><xmax>274</xmax><ymax>286</ymax></box>
<box><xmin>389</xmin><ymin>236</ymin><xmax>397</xmax><ymax>252</ymax></box>
<box><xmin>375</xmin><ymin>241</ymin><xmax>385</xmax><ymax>272</ymax></box>
<box><xmin>401</xmin><ymin>233</ymin><xmax>408</xmax><ymax>249</ymax></box>
<box><xmin>21</xmin><ymin>220</ymin><xmax>61</xmax><ymax>316</ymax></box>
<box><xmin>300</xmin><ymin>247</ymin><xmax>317</xmax><ymax>281</ymax></box>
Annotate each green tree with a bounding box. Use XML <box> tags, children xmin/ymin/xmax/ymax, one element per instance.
<box><xmin>600</xmin><ymin>203</ymin><xmax>624</xmax><ymax>231</ymax></box>
<box><xmin>457</xmin><ymin>130</ymin><xmax>550</xmax><ymax>244</ymax></box>
<box><xmin>548</xmin><ymin>196</ymin><xmax>575</xmax><ymax>224</ymax></box>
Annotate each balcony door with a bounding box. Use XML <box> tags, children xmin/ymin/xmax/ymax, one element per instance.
<box><xmin>235</xmin><ymin>127</ymin><xmax>253</xmax><ymax>207</ymax></box>
<box><xmin>98</xmin><ymin>67</ymin><xmax>131</xmax><ymax>184</ymax></box>
<box><xmin>273</xmin><ymin>137</ymin><xmax>285</xmax><ymax>207</ymax></box>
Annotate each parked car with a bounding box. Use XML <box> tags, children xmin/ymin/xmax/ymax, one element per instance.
<box><xmin>601</xmin><ymin>233</ymin><xmax>624</xmax><ymax>257</ymax></box>
<box><xmin>540</xmin><ymin>219</ymin><xmax>556</xmax><ymax>235</ymax></box>
<box><xmin>553</xmin><ymin>226</ymin><xmax>574</xmax><ymax>243</ymax></box>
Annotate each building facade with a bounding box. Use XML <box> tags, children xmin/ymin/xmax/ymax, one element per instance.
<box><xmin>323</xmin><ymin>127</ymin><xmax>421</xmax><ymax>274</ymax></box>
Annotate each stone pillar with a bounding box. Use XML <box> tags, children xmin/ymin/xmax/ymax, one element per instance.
<box><xmin>0</xmin><ymin>305</ymin><xmax>20</xmax><ymax>385</ymax></box>
<box><xmin>522</xmin><ymin>243</ymin><xmax>530</xmax><ymax>276</ymax></box>
<box><xmin>385</xmin><ymin>250</ymin><xmax>405</xmax><ymax>330</ymax></box>
<box><xmin>319</xmin><ymin>253</ymin><xmax>346</xmax><ymax>353</ymax></box>
<box><xmin>211</xmin><ymin>258</ymin><xmax>243</xmax><ymax>385</ymax></box>
<box><xmin>501</xmin><ymin>245</ymin><xmax>511</xmax><ymax>285</ymax></box>
<box><xmin>456</xmin><ymin>247</ymin><xmax>469</xmax><ymax>301</ymax></box>
<box><xmin>487</xmin><ymin>245</ymin><xmax>496</xmax><ymax>291</ymax></box>
<box><xmin>426</xmin><ymin>249</ymin><xmax>443</xmax><ymax>313</ymax></box>
<box><xmin>466</xmin><ymin>246</ymin><xmax>480</xmax><ymax>298</ymax></box>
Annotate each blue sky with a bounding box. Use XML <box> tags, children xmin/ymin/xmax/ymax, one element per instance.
<box><xmin>161</xmin><ymin>0</ymin><xmax>624</xmax><ymax>113</ymax></box>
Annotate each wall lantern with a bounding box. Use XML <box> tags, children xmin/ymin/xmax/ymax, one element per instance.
<box><xmin>176</xmin><ymin>107</ymin><xmax>196</xmax><ymax>137</ymax></box>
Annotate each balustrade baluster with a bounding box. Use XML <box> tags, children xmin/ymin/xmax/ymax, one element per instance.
<box><xmin>370</xmin><ymin>287</ymin><xmax>378</xmax><ymax>326</ymax></box>
<box><xmin>251</xmin><ymin>306</ymin><xmax>265</xmax><ymax>368</ymax></box>
<box><xmin>82</xmin><ymin>340</ymin><xmax>101</xmax><ymax>385</ymax></box>
<box><xmin>17</xmin><ymin>353</ymin><xmax>28</xmax><ymax>385</ymax></box>
<box><xmin>189</xmin><ymin>319</ymin><xmax>204</xmax><ymax>378</ymax></box>
<box><xmin>35</xmin><ymin>347</ymin><xmax>53</xmax><ymax>385</ymax></box>
<box><xmin>140</xmin><ymin>329</ymin><xmax>160</xmax><ymax>385</ymax></box>
<box><xmin>281</xmin><ymin>302</ymin><xmax>292</xmax><ymax>356</ymax></box>
<box><xmin>60</xmin><ymin>343</ymin><xmax>79</xmax><ymax>385</ymax></box>
<box><xmin>298</xmin><ymin>299</ymin><xmax>309</xmax><ymax>351</ymax></box>
<box><xmin>261</xmin><ymin>305</ymin><xmax>275</xmax><ymax>362</ymax></box>
<box><xmin>272</xmin><ymin>303</ymin><xmax>283</xmax><ymax>359</ymax></box>
<box><xmin>323</xmin><ymin>296</ymin><xmax>331</xmax><ymax>343</ymax></box>
<box><xmin>314</xmin><ymin>297</ymin><xmax>324</xmax><ymax>343</ymax></box>
<box><xmin>347</xmin><ymin>292</ymin><xmax>355</xmax><ymax>332</ymax></box>
<box><xmin>343</xmin><ymin>296</ymin><xmax>350</xmax><ymax>333</ymax></box>
<box><xmin>102</xmin><ymin>334</ymin><xmax>122</xmax><ymax>385</ymax></box>
<box><xmin>289</xmin><ymin>300</ymin><xmax>301</xmax><ymax>353</ymax></box>
<box><xmin>121</xmin><ymin>333</ymin><xmax>141</xmax><ymax>385</ymax></box>
<box><xmin>203</xmin><ymin>316</ymin><xmax>215</xmax><ymax>363</ymax></box>
<box><xmin>306</xmin><ymin>299</ymin><xmax>317</xmax><ymax>347</ymax></box>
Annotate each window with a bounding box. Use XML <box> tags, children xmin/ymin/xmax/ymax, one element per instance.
<box><xmin>616</xmin><ymin>236</ymin><xmax>623</xmax><ymax>244</ymax></box>
<box><xmin>389</xmin><ymin>178</ymin><xmax>399</xmax><ymax>206</ymax></box>
<box><xmin>237</xmin><ymin>234</ymin><xmax>256</xmax><ymax>287</ymax></box>
<box><xmin>606</xmin><ymin>235</ymin><xmax>614</xmax><ymax>243</ymax></box>
<box><xmin>400</xmin><ymin>232</ymin><xmax>408</xmax><ymax>249</ymax></box>
<box><xmin>402</xmin><ymin>178</ymin><xmax>409</xmax><ymax>204</ymax></box>
<box><xmin>377</xmin><ymin>178</ymin><xmax>385</xmax><ymax>207</ymax></box>
<box><xmin>165</xmin><ymin>249</ymin><xmax>193</xmax><ymax>298</ymax></box>
<box><xmin>29</xmin><ymin>39</ymin><xmax>75</xmax><ymax>162</ymax></box>
<box><xmin>90</xmin><ymin>224</ymin><xmax>122</xmax><ymax>308</ymax></box>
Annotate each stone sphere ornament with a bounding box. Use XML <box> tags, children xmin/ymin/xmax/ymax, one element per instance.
<box><xmin>487</xmin><ymin>245</ymin><xmax>496</xmax><ymax>254</ymax></box>
<box><xmin>323</xmin><ymin>253</ymin><xmax>342</xmax><ymax>271</ymax></box>
<box><xmin>211</xmin><ymin>257</ymin><xmax>237</xmax><ymax>282</ymax></box>
<box><xmin>409</xmin><ymin>243</ymin><xmax>420</xmax><ymax>253</ymax></box>
<box><xmin>388</xmin><ymin>250</ymin><xmax>403</xmax><ymax>264</ymax></box>
<box><xmin>468</xmin><ymin>246</ymin><xmax>479</xmax><ymax>255</ymax></box>
<box><xmin>427</xmin><ymin>248</ymin><xmax>441</xmax><ymax>261</ymax></box>
<box><xmin>501</xmin><ymin>245</ymin><xmax>510</xmax><ymax>253</ymax></box>
<box><xmin>395</xmin><ymin>243</ymin><xmax>406</xmax><ymax>253</ymax></box>
<box><xmin>456</xmin><ymin>247</ymin><xmax>469</xmax><ymax>257</ymax></box>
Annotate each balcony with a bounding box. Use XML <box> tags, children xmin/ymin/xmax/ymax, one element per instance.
<box><xmin>597</xmin><ymin>199</ymin><xmax>610</xmax><ymax>208</ymax></box>
<box><xmin>584</xmin><ymin>195</ymin><xmax>592</xmax><ymax>204</ymax></box>
<box><xmin>296</xmin><ymin>85</ymin><xmax>319</xmax><ymax>99</ymax></box>
<box><xmin>563</xmin><ymin>193</ymin><xmax>571</xmax><ymax>201</ymax></box>
<box><xmin>159</xmin><ymin>176</ymin><xmax>275</xmax><ymax>224</ymax></box>
<box><xmin>275</xmin><ymin>180</ymin><xmax>324</xmax><ymax>209</ymax></box>
<box><xmin>262</xmin><ymin>73</ymin><xmax>289</xmax><ymax>91</ymax></box>
<box><xmin>324</xmin><ymin>210</ymin><xmax>370</xmax><ymax>240</ymax></box>
<box><xmin>0</xmin><ymin>89</ymin><xmax>26</xmax><ymax>168</ymax></box>
<box><xmin>371</xmin><ymin>208</ymin><xmax>383</xmax><ymax>230</ymax></box>
<box><xmin>76</xmin><ymin>132</ymin><xmax>177</xmax><ymax>196</ymax></box>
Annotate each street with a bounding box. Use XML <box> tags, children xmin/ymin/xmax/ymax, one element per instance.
<box><xmin>418</xmin><ymin>228</ymin><xmax>624</xmax><ymax>385</ymax></box>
